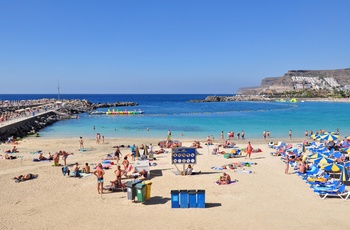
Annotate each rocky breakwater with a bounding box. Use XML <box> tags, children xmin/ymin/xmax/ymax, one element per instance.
<box><xmin>189</xmin><ymin>95</ymin><xmax>272</xmax><ymax>102</ymax></box>
<box><xmin>60</xmin><ymin>99</ymin><xmax>138</xmax><ymax>114</ymax></box>
<box><xmin>0</xmin><ymin>112</ymin><xmax>60</xmax><ymax>141</ymax></box>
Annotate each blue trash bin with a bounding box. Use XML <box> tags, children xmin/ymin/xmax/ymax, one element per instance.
<box><xmin>171</xmin><ymin>190</ymin><xmax>180</xmax><ymax>208</ymax></box>
<box><xmin>197</xmin><ymin>190</ymin><xmax>205</xmax><ymax>208</ymax></box>
<box><xmin>180</xmin><ymin>190</ymin><xmax>189</xmax><ymax>208</ymax></box>
<box><xmin>188</xmin><ymin>190</ymin><xmax>197</xmax><ymax>208</ymax></box>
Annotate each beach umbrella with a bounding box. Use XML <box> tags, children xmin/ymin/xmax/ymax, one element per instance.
<box><xmin>314</xmin><ymin>157</ymin><xmax>334</xmax><ymax>167</ymax></box>
<box><xmin>135</xmin><ymin>147</ymin><xmax>140</xmax><ymax>158</ymax></box>
<box><xmin>324</xmin><ymin>163</ymin><xmax>343</xmax><ymax>173</ymax></box>
<box><xmin>340</xmin><ymin>166</ymin><xmax>349</xmax><ymax>182</ymax></box>
<box><xmin>320</xmin><ymin>134</ymin><xmax>339</xmax><ymax>141</ymax></box>
<box><xmin>144</xmin><ymin>145</ymin><xmax>149</xmax><ymax>156</ymax></box>
<box><xmin>308</xmin><ymin>153</ymin><xmax>327</xmax><ymax>159</ymax></box>
<box><xmin>311</xmin><ymin>134</ymin><xmax>321</xmax><ymax>140</ymax></box>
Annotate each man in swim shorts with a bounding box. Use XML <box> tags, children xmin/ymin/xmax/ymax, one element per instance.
<box><xmin>245</xmin><ymin>142</ymin><xmax>253</xmax><ymax>159</ymax></box>
<box><xmin>94</xmin><ymin>163</ymin><xmax>105</xmax><ymax>194</ymax></box>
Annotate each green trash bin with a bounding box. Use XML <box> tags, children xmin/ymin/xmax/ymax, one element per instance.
<box><xmin>135</xmin><ymin>183</ymin><xmax>146</xmax><ymax>202</ymax></box>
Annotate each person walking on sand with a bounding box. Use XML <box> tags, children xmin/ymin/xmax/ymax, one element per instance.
<box><xmin>245</xmin><ymin>142</ymin><xmax>253</xmax><ymax>159</ymax></box>
<box><xmin>79</xmin><ymin>137</ymin><xmax>84</xmax><ymax>149</ymax></box>
<box><xmin>94</xmin><ymin>163</ymin><xmax>105</xmax><ymax>194</ymax></box>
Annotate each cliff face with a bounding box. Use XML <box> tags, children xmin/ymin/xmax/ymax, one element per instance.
<box><xmin>237</xmin><ymin>68</ymin><xmax>350</xmax><ymax>95</ymax></box>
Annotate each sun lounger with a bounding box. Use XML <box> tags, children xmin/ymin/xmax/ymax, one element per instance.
<box><xmin>314</xmin><ymin>184</ymin><xmax>350</xmax><ymax>200</ymax></box>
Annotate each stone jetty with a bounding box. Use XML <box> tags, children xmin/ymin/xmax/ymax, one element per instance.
<box><xmin>189</xmin><ymin>95</ymin><xmax>272</xmax><ymax>102</ymax></box>
<box><xmin>0</xmin><ymin>98</ymin><xmax>138</xmax><ymax>141</ymax></box>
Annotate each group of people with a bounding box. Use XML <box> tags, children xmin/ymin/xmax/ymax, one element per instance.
<box><xmin>53</xmin><ymin>151</ymin><xmax>73</xmax><ymax>166</ymax></box>
<box><xmin>222</xmin><ymin>130</ymin><xmax>245</xmax><ymax>140</ymax></box>
<box><xmin>262</xmin><ymin>130</ymin><xmax>271</xmax><ymax>139</ymax></box>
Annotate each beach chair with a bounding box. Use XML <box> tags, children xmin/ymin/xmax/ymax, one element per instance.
<box><xmin>315</xmin><ymin>184</ymin><xmax>350</xmax><ymax>200</ymax></box>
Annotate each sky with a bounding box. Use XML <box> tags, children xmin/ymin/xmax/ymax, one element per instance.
<box><xmin>1</xmin><ymin>0</ymin><xmax>349</xmax><ymax>94</ymax></box>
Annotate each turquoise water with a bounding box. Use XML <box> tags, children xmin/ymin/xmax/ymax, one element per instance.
<box><xmin>1</xmin><ymin>94</ymin><xmax>349</xmax><ymax>140</ymax></box>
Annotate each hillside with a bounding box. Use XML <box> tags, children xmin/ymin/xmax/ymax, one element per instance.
<box><xmin>237</xmin><ymin>68</ymin><xmax>350</xmax><ymax>95</ymax></box>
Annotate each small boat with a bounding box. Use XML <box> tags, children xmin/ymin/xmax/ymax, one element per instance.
<box><xmin>106</xmin><ymin>109</ymin><xmax>144</xmax><ymax>115</ymax></box>
<box><xmin>89</xmin><ymin>111</ymin><xmax>105</xmax><ymax>115</ymax></box>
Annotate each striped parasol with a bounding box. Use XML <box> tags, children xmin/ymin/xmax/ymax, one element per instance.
<box><xmin>340</xmin><ymin>166</ymin><xmax>349</xmax><ymax>182</ymax></box>
<box><xmin>324</xmin><ymin>163</ymin><xmax>343</xmax><ymax>173</ymax></box>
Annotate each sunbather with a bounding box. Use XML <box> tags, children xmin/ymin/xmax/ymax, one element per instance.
<box><xmin>4</xmin><ymin>153</ymin><xmax>17</xmax><ymax>160</ymax></box>
<box><xmin>13</xmin><ymin>173</ymin><xmax>38</xmax><ymax>182</ymax></box>
<box><xmin>217</xmin><ymin>172</ymin><xmax>231</xmax><ymax>185</ymax></box>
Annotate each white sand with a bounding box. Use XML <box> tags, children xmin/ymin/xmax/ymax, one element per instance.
<box><xmin>1</xmin><ymin>137</ymin><xmax>350</xmax><ymax>230</ymax></box>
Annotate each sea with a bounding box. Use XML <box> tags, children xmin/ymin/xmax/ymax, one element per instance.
<box><xmin>1</xmin><ymin>94</ymin><xmax>349</xmax><ymax>140</ymax></box>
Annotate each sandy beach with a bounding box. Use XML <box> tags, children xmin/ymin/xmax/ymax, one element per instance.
<box><xmin>1</xmin><ymin>136</ymin><xmax>350</xmax><ymax>230</ymax></box>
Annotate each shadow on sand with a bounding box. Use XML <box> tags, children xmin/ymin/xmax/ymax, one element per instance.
<box><xmin>205</xmin><ymin>203</ymin><xmax>222</xmax><ymax>208</ymax></box>
<box><xmin>143</xmin><ymin>196</ymin><xmax>171</xmax><ymax>205</ymax></box>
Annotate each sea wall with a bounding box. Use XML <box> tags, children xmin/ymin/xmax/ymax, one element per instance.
<box><xmin>189</xmin><ymin>95</ymin><xmax>272</xmax><ymax>102</ymax></box>
<box><xmin>0</xmin><ymin>112</ymin><xmax>59</xmax><ymax>141</ymax></box>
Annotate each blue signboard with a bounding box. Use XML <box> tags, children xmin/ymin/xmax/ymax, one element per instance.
<box><xmin>172</xmin><ymin>147</ymin><xmax>197</xmax><ymax>164</ymax></box>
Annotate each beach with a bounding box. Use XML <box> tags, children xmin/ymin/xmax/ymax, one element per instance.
<box><xmin>1</xmin><ymin>136</ymin><xmax>350</xmax><ymax>230</ymax></box>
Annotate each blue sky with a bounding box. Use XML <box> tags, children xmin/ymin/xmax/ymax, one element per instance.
<box><xmin>1</xmin><ymin>0</ymin><xmax>349</xmax><ymax>94</ymax></box>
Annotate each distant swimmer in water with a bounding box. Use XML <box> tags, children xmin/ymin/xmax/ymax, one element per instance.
<box><xmin>146</xmin><ymin>128</ymin><xmax>149</xmax><ymax>131</ymax></box>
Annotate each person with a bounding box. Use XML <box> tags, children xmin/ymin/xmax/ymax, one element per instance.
<box><xmin>82</xmin><ymin>163</ymin><xmax>91</xmax><ymax>173</ymax></box>
<box><xmin>298</xmin><ymin>160</ymin><xmax>306</xmax><ymax>174</ymax></box>
<box><xmin>241</xmin><ymin>130</ymin><xmax>245</xmax><ymax>140</ymax></box>
<box><xmin>96</xmin><ymin>133</ymin><xmax>100</xmax><ymax>144</ymax></box>
<box><xmin>79</xmin><ymin>137</ymin><xmax>84</xmax><ymax>149</ymax></box>
<box><xmin>114</xmin><ymin>146</ymin><xmax>122</xmax><ymax>162</ymax></box>
<box><xmin>220</xmin><ymin>131</ymin><xmax>224</xmax><ymax>140</ymax></box>
<box><xmin>149</xmin><ymin>143</ymin><xmax>153</xmax><ymax>154</ymax></box>
<box><xmin>93</xmin><ymin>163</ymin><xmax>105</xmax><ymax>194</ymax></box>
<box><xmin>6</xmin><ymin>145</ymin><xmax>18</xmax><ymax>153</ymax></box>
<box><xmin>185</xmin><ymin>164</ymin><xmax>193</xmax><ymax>175</ymax></box>
<box><xmin>53</xmin><ymin>152</ymin><xmax>60</xmax><ymax>166</ymax></box>
<box><xmin>267</xmin><ymin>131</ymin><xmax>270</xmax><ymax>138</ymax></box>
<box><xmin>130</xmin><ymin>144</ymin><xmax>136</xmax><ymax>161</ymax></box>
<box><xmin>289</xmin><ymin>129</ymin><xmax>292</xmax><ymax>140</ymax></box>
<box><xmin>304</xmin><ymin>130</ymin><xmax>308</xmax><ymax>138</ymax></box>
<box><xmin>206</xmin><ymin>136</ymin><xmax>213</xmax><ymax>145</ymax></box>
<box><xmin>72</xmin><ymin>162</ymin><xmax>81</xmax><ymax>177</ymax></box>
<box><xmin>38</xmin><ymin>153</ymin><xmax>47</xmax><ymax>161</ymax></box>
<box><xmin>245</xmin><ymin>142</ymin><xmax>253</xmax><ymax>159</ymax></box>
<box><xmin>13</xmin><ymin>173</ymin><xmax>38</xmax><ymax>182</ymax></box>
<box><xmin>237</xmin><ymin>132</ymin><xmax>240</xmax><ymax>139</ymax></box>
<box><xmin>122</xmin><ymin>156</ymin><xmax>129</xmax><ymax>172</ymax></box>
<box><xmin>184</xmin><ymin>164</ymin><xmax>201</xmax><ymax>175</ymax></box>
<box><xmin>217</xmin><ymin>172</ymin><xmax>231</xmax><ymax>185</ymax></box>
<box><xmin>61</xmin><ymin>151</ymin><xmax>73</xmax><ymax>166</ymax></box>
<box><xmin>135</xmin><ymin>169</ymin><xmax>148</xmax><ymax>179</ymax></box>
<box><xmin>263</xmin><ymin>130</ymin><xmax>266</xmax><ymax>140</ymax></box>
<box><xmin>5</xmin><ymin>153</ymin><xmax>17</xmax><ymax>160</ymax></box>
<box><xmin>167</xmin><ymin>130</ymin><xmax>171</xmax><ymax>138</ymax></box>
<box><xmin>102</xmin><ymin>136</ymin><xmax>104</xmax><ymax>143</ymax></box>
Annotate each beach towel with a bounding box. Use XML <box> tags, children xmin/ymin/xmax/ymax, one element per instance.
<box><xmin>79</xmin><ymin>148</ymin><xmax>88</xmax><ymax>152</ymax></box>
<box><xmin>33</xmin><ymin>158</ymin><xmax>51</xmax><ymax>162</ymax></box>
<box><xmin>235</xmin><ymin>170</ymin><xmax>254</xmax><ymax>174</ymax></box>
<box><xmin>215</xmin><ymin>179</ymin><xmax>238</xmax><ymax>185</ymax></box>
<box><xmin>30</xmin><ymin>151</ymin><xmax>43</xmax><ymax>154</ymax></box>
<box><xmin>69</xmin><ymin>172</ymin><xmax>92</xmax><ymax>178</ymax></box>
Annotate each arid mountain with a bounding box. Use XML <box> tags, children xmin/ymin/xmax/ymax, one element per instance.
<box><xmin>237</xmin><ymin>68</ymin><xmax>350</xmax><ymax>95</ymax></box>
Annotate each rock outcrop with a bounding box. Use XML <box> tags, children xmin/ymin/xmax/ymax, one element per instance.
<box><xmin>237</xmin><ymin>68</ymin><xmax>350</xmax><ymax>95</ymax></box>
